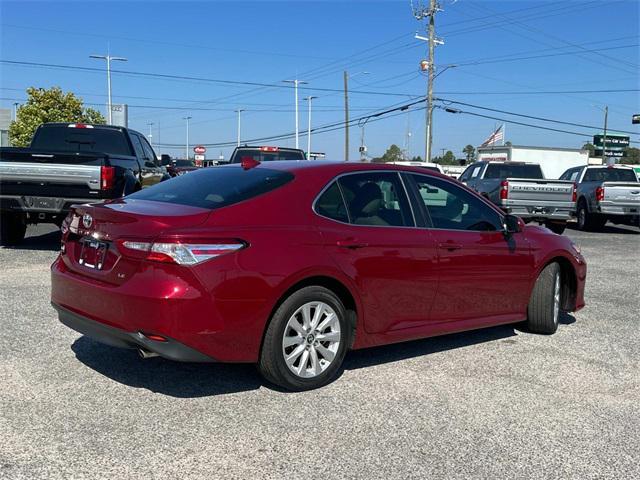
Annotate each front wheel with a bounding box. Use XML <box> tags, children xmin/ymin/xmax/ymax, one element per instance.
<box><xmin>259</xmin><ymin>286</ymin><xmax>350</xmax><ymax>391</ymax></box>
<box><xmin>527</xmin><ymin>262</ymin><xmax>561</xmax><ymax>334</ymax></box>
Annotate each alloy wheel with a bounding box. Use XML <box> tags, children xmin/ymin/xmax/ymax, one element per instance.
<box><xmin>282</xmin><ymin>301</ymin><xmax>341</xmax><ymax>378</ymax></box>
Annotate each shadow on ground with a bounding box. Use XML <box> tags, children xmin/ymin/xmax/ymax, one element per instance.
<box><xmin>69</xmin><ymin>315</ymin><xmax>581</xmax><ymax>397</ymax></box>
<box><xmin>566</xmin><ymin>223</ymin><xmax>639</xmax><ymax>235</ymax></box>
<box><xmin>3</xmin><ymin>229</ymin><xmax>62</xmax><ymax>251</ymax></box>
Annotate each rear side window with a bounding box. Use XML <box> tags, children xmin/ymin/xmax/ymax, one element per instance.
<box><xmin>127</xmin><ymin>166</ymin><xmax>293</xmax><ymax>209</ymax></box>
<box><xmin>337</xmin><ymin>172</ymin><xmax>414</xmax><ymax>227</ymax></box>
<box><xmin>315</xmin><ymin>182</ymin><xmax>349</xmax><ymax>223</ymax></box>
<box><xmin>31</xmin><ymin>126</ymin><xmax>132</xmax><ymax>156</ymax></box>
<box><xmin>484</xmin><ymin>163</ymin><xmax>544</xmax><ymax>179</ymax></box>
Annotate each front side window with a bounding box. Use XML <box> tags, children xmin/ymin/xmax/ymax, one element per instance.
<box><xmin>410</xmin><ymin>174</ymin><xmax>502</xmax><ymax>231</ymax></box>
<box><xmin>337</xmin><ymin>172</ymin><xmax>414</xmax><ymax>227</ymax></box>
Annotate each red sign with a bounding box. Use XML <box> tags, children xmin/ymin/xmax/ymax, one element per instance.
<box><xmin>194</xmin><ymin>145</ymin><xmax>206</xmax><ymax>154</ymax></box>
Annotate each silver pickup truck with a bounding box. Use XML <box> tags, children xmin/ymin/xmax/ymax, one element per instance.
<box><xmin>559</xmin><ymin>165</ymin><xmax>640</xmax><ymax>231</ymax></box>
<box><xmin>459</xmin><ymin>161</ymin><xmax>576</xmax><ymax>234</ymax></box>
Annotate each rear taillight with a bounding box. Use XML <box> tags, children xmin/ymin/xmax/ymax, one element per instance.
<box><xmin>572</xmin><ymin>182</ymin><xmax>577</xmax><ymax>202</ymax></box>
<box><xmin>100</xmin><ymin>166</ymin><xmax>115</xmax><ymax>190</ymax></box>
<box><xmin>499</xmin><ymin>180</ymin><xmax>509</xmax><ymax>200</ymax></box>
<box><xmin>117</xmin><ymin>239</ymin><xmax>245</xmax><ymax>265</ymax></box>
<box><xmin>595</xmin><ymin>186</ymin><xmax>605</xmax><ymax>202</ymax></box>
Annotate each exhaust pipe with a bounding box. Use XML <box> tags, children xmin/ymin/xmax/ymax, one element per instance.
<box><xmin>138</xmin><ymin>349</ymin><xmax>159</xmax><ymax>359</ymax></box>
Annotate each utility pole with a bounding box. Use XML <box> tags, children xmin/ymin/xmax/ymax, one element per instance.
<box><xmin>413</xmin><ymin>0</ymin><xmax>442</xmax><ymax>163</ymax></box>
<box><xmin>235</xmin><ymin>109</ymin><xmax>244</xmax><ymax>147</ymax></box>
<box><xmin>344</xmin><ymin>71</ymin><xmax>349</xmax><ymax>161</ymax></box>
<box><xmin>602</xmin><ymin>105</ymin><xmax>608</xmax><ymax>164</ymax></box>
<box><xmin>283</xmin><ymin>79</ymin><xmax>307</xmax><ymax>149</ymax></box>
<box><xmin>89</xmin><ymin>51</ymin><xmax>127</xmax><ymax>124</ymax></box>
<box><xmin>183</xmin><ymin>116</ymin><xmax>192</xmax><ymax>160</ymax></box>
<box><xmin>305</xmin><ymin>96</ymin><xmax>317</xmax><ymax>157</ymax></box>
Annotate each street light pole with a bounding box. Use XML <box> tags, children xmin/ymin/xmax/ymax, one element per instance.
<box><xmin>89</xmin><ymin>53</ymin><xmax>127</xmax><ymax>124</ymax></box>
<box><xmin>235</xmin><ymin>109</ymin><xmax>244</xmax><ymax>147</ymax></box>
<box><xmin>305</xmin><ymin>96</ymin><xmax>317</xmax><ymax>157</ymax></box>
<box><xmin>602</xmin><ymin>105</ymin><xmax>609</xmax><ymax>164</ymax></box>
<box><xmin>183</xmin><ymin>116</ymin><xmax>192</xmax><ymax>159</ymax></box>
<box><xmin>343</xmin><ymin>71</ymin><xmax>370</xmax><ymax>161</ymax></box>
<box><xmin>147</xmin><ymin>122</ymin><xmax>154</xmax><ymax>151</ymax></box>
<box><xmin>283</xmin><ymin>79</ymin><xmax>307</xmax><ymax>149</ymax></box>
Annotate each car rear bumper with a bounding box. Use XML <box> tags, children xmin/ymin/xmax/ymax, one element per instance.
<box><xmin>596</xmin><ymin>202</ymin><xmax>640</xmax><ymax>217</ymax></box>
<box><xmin>506</xmin><ymin>206</ymin><xmax>573</xmax><ymax>221</ymax></box>
<box><xmin>53</xmin><ymin>303</ymin><xmax>217</xmax><ymax>362</ymax></box>
<box><xmin>1</xmin><ymin>195</ymin><xmax>101</xmax><ymax>214</ymax></box>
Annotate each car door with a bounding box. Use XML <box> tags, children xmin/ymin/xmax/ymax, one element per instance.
<box><xmin>406</xmin><ymin>173</ymin><xmax>534</xmax><ymax>323</ymax></box>
<box><xmin>313</xmin><ymin>172</ymin><xmax>439</xmax><ymax>334</ymax></box>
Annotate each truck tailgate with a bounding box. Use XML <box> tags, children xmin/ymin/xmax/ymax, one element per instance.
<box><xmin>505</xmin><ymin>178</ymin><xmax>575</xmax><ymax>204</ymax></box>
<box><xmin>600</xmin><ymin>182</ymin><xmax>640</xmax><ymax>213</ymax></box>
<box><xmin>0</xmin><ymin>161</ymin><xmax>101</xmax><ymax>198</ymax></box>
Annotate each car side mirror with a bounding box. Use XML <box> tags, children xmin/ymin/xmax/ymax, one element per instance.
<box><xmin>503</xmin><ymin>214</ymin><xmax>523</xmax><ymax>235</ymax></box>
<box><xmin>160</xmin><ymin>154</ymin><xmax>172</xmax><ymax>166</ymax></box>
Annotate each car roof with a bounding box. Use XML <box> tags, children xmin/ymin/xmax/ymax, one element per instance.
<box><xmin>230</xmin><ymin>160</ymin><xmax>451</xmax><ymax>179</ymax></box>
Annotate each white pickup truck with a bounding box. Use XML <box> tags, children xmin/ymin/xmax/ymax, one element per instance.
<box><xmin>560</xmin><ymin>164</ymin><xmax>640</xmax><ymax>231</ymax></box>
<box><xmin>459</xmin><ymin>161</ymin><xmax>576</xmax><ymax>234</ymax></box>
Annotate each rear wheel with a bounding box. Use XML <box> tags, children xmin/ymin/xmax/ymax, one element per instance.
<box><xmin>527</xmin><ymin>262</ymin><xmax>561</xmax><ymax>334</ymax></box>
<box><xmin>259</xmin><ymin>286</ymin><xmax>349</xmax><ymax>391</ymax></box>
<box><xmin>544</xmin><ymin>221</ymin><xmax>566</xmax><ymax>235</ymax></box>
<box><xmin>577</xmin><ymin>201</ymin><xmax>606</xmax><ymax>231</ymax></box>
<box><xmin>0</xmin><ymin>213</ymin><xmax>27</xmax><ymax>246</ymax></box>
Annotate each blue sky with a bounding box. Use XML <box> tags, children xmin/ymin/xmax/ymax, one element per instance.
<box><xmin>1</xmin><ymin>0</ymin><xmax>638</xmax><ymax>160</ymax></box>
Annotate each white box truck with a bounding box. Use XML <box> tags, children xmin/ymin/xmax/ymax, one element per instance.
<box><xmin>476</xmin><ymin>145</ymin><xmax>591</xmax><ymax>179</ymax></box>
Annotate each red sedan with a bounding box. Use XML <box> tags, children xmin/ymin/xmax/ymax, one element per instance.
<box><xmin>51</xmin><ymin>161</ymin><xmax>586</xmax><ymax>391</ymax></box>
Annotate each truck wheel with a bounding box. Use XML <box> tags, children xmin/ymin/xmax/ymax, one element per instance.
<box><xmin>259</xmin><ymin>286</ymin><xmax>350</xmax><ymax>391</ymax></box>
<box><xmin>0</xmin><ymin>213</ymin><xmax>27</xmax><ymax>246</ymax></box>
<box><xmin>577</xmin><ymin>201</ymin><xmax>605</xmax><ymax>231</ymax></box>
<box><xmin>544</xmin><ymin>221</ymin><xmax>566</xmax><ymax>235</ymax></box>
<box><xmin>527</xmin><ymin>262</ymin><xmax>561</xmax><ymax>334</ymax></box>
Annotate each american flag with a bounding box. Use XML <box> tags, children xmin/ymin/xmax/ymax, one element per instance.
<box><xmin>480</xmin><ymin>124</ymin><xmax>504</xmax><ymax>147</ymax></box>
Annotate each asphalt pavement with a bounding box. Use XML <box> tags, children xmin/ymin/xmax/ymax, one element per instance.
<box><xmin>1</xmin><ymin>222</ymin><xmax>638</xmax><ymax>479</ymax></box>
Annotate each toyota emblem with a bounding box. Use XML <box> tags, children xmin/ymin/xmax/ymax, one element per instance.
<box><xmin>82</xmin><ymin>214</ymin><xmax>93</xmax><ymax>229</ymax></box>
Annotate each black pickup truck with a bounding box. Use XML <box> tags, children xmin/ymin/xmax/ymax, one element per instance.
<box><xmin>228</xmin><ymin>145</ymin><xmax>307</xmax><ymax>163</ymax></box>
<box><xmin>0</xmin><ymin>122</ymin><xmax>168</xmax><ymax>245</ymax></box>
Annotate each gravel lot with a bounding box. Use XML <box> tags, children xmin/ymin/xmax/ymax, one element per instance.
<box><xmin>1</xmin><ymin>222</ymin><xmax>638</xmax><ymax>479</ymax></box>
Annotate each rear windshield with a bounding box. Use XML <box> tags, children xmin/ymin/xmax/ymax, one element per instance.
<box><xmin>231</xmin><ymin>149</ymin><xmax>305</xmax><ymax>163</ymax></box>
<box><xmin>174</xmin><ymin>160</ymin><xmax>196</xmax><ymax>167</ymax></box>
<box><xmin>31</xmin><ymin>126</ymin><xmax>132</xmax><ymax>156</ymax></box>
<box><xmin>127</xmin><ymin>166</ymin><xmax>294</xmax><ymax>209</ymax></box>
<box><xmin>484</xmin><ymin>163</ymin><xmax>544</xmax><ymax>179</ymax></box>
<box><xmin>583</xmin><ymin>168</ymin><xmax>638</xmax><ymax>182</ymax></box>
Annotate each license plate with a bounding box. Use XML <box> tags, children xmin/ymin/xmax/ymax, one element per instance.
<box><xmin>25</xmin><ymin>196</ymin><xmax>59</xmax><ymax>210</ymax></box>
<box><xmin>79</xmin><ymin>239</ymin><xmax>108</xmax><ymax>270</ymax></box>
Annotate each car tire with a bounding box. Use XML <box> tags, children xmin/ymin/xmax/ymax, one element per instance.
<box><xmin>576</xmin><ymin>201</ymin><xmax>605</xmax><ymax>231</ymax></box>
<box><xmin>544</xmin><ymin>221</ymin><xmax>567</xmax><ymax>235</ymax></box>
<box><xmin>0</xmin><ymin>213</ymin><xmax>27</xmax><ymax>246</ymax></box>
<box><xmin>527</xmin><ymin>262</ymin><xmax>561</xmax><ymax>335</ymax></box>
<box><xmin>259</xmin><ymin>286</ymin><xmax>350</xmax><ymax>391</ymax></box>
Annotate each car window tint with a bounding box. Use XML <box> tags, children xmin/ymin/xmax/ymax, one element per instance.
<box><xmin>31</xmin><ymin>126</ymin><xmax>133</xmax><ymax>156</ymax></box>
<box><xmin>583</xmin><ymin>168</ymin><xmax>638</xmax><ymax>182</ymax></box>
<box><xmin>128</xmin><ymin>166</ymin><xmax>293</xmax><ymax>209</ymax></box>
<box><xmin>411</xmin><ymin>174</ymin><xmax>502</xmax><ymax>231</ymax></box>
<box><xmin>139</xmin><ymin>136</ymin><xmax>156</xmax><ymax>161</ymax></box>
<box><xmin>458</xmin><ymin>166</ymin><xmax>473</xmax><ymax>182</ymax></box>
<box><xmin>338</xmin><ymin>172</ymin><xmax>413</xmax><ymax>227</ymax></box>
<box><xmin>130</xmin><ymin>134</ymin><xmax>146</xmax><ymax>159</ymax></box>
<box><xmin>315</xmin><ymin>181</ymin><xmax>349</xmax><ymax>223</ymax></box>
<box><xmin>484</xmin><ymin>163</ymin><xmax>544</xmax><ymax>179</ymax></box>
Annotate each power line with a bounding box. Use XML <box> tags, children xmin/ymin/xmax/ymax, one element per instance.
<box><xmin>436</xmin><ymin>98</ymin><xmax>639</xmax><ymax>135</ymax></box>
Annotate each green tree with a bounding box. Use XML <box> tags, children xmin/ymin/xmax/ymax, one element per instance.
<box><xmin>9</xmin><ymin>87</ymin><xmax>105</xmax><ymax>147</ymax></box>
<box><xmin>377</xmin><ymin>144</ymin><xmax>403</xmax><ymax>163</ymax></box>
<box><xmin>435</xmin><ymin>150</ymin><xmax>457</xmax><ymax>165</ymax></box>
<box><xmin>410</xmin><ymin>155</ymin><xmax>423</xmax><ymax>162</ymax></box>
<box><xmin>462</xmin><ymin>144</ymin><xmax>475</xmax><ymax>163</ymax></box>
<box><xmin>623</xmin><ymin>147</ymin><xmax>640</xmax><ymax>164</ymax></box>
<box><xmin>582</xmin><ymin>143</ymin><xmax>596</xmax><ymax>157</ymax></box>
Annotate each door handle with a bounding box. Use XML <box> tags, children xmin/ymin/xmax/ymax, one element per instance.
<box><xmin>438</xmin><ymin>242</ymin><xmax>463</xmax><ymax>251</ymax></box>
<box><xmin>336</xmin><ymin>239</ymin><xmax>369</xmax><ymax>249</ymax></box>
